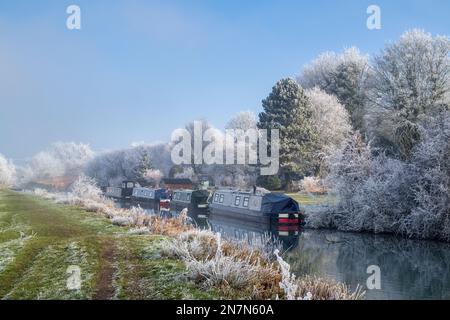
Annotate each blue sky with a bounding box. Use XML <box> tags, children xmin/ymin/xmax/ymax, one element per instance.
<box><xmin>1</xmin><ymin>0</ymin><xmax>449</xmax><ymax>161</ymax></box>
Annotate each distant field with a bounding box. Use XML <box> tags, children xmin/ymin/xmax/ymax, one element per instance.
<box><xmin>0</xmin><ymin>190</ymin><xmax>218</xmax><ymax>300</ymax></box>
<box><xmin>286</xmin><ymin>192</ymin><xmax>336</xmax><ymax>206</ymax></box>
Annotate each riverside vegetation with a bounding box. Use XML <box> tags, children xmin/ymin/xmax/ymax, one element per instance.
<box><xmin>0</xmin><ymin>176</ymin><xmax>364</xmax><ymax>300</ymax></box>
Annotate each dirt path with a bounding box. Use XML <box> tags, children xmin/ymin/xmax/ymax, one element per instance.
<box><xmin>0</xmin><ymin>190</ymin><xmax>220</xmax><ymax>300</ymax></box>
<box><xmin>93</xmin><ymin>239</ymin><xmax>117</xmax><ymax>300</ymax></box>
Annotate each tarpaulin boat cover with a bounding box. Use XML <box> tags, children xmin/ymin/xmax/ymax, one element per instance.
<box><xmin>155</xmin><ymin>189</ymin><xmax>168</xmax><ymax>199</ymax></box>
<box><xmin>261</xmin><ymin>193</ymin><xmax>300</xmax><ymax>214</ymax></box>
<box><xmin>191</xmin><ymin>190</ymin><xmax>210</xmax><ymax>204</ymax></box>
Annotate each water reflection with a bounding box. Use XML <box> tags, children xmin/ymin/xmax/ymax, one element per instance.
<box><xmin>116</xmin><ymin>200</ymin><xmax>450</xmax><ymax>300</ymax></box>
<box><xmin>116</xmin><ymin>200</ymin><xmax>301</xmax><ymax>250</ymax></box>
<box><xmin>291</xmin><ymin>230</ymin><xmax>450</xmax><ymax>300</ymax></box>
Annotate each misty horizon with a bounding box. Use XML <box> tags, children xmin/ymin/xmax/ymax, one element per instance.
<box><xmin>2</xmin><ymin>0</ymin><xmax>450</xmax><ymax>161</ymax></box>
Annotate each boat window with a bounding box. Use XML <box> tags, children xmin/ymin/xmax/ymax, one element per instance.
<box><xmin>243</xmin><ymin>197</ymin><xmax>249</xmax><ymax>207</ymax></box>
<box><xmin>122</xmin><ymin>183</ymin><xmax>126</xmax><ymax>188</ymax></box>
<box><xmin>214</xmin><ymin>193</ymin><xmax>219</xmax><ymax>202</ymax></box>
<box><xmin>187</xmin><ymin>194</ymin><xmax>191</xmax><ymax>202</ymax></box>
<box><xmin>219</xmin><ymin>194</ymin><xmax>224</xmax><ymax>203</ymax></box>
<box><xmin>127</xmin><ymin>182</ymin><xmax>134</xmax><ymax>188</ymax></box>
<box><xmin>234</xmin><ymin>196</ymin><xmax>241</xmax><ymax>206</ymax></box>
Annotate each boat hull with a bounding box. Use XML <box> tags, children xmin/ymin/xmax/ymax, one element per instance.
<box><xmin>209</xmin><ymin>205</ymin><xmax>271</xmax><ymax>225</ymax></box>
<box><xmin>170</xmin><ymin>201</ymin><xmax>209</xmax><ymax>215</ymax></box>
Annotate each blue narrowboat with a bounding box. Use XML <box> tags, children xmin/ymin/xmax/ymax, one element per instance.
<box><xmin>105</xmin><ymin>181</ymin><xmax>137</xmax><ymax>200</ymax></box>
<box><xmin>209</xmin><ymin>189</ymin><xmax>303</xmax><ymax>226</ymax></box>
<box><xmin>131</xmin><ymin>187</ymin><xmax>168</xmax><ymax>203</ymax></box>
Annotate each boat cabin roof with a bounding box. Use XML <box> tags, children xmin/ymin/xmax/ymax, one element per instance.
<box><xmin>211</xmin><ymin>189</ymin><xmax>299</xmax><ymax>213</ymax></box>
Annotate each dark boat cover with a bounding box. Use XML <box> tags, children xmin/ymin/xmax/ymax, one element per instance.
<box><xmin>191</xmin><ymin>190</ymin><xmax>210</xmax><ymax>205</ymax></box>
<box><xmin>261</xmin><ymin>193</ymin><xmax>300</xmax><ymax>214</ymax></box>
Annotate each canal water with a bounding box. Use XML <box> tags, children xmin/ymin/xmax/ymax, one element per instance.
<box><xmin>118</xmin><ymin>201</ymin><xmax>450</xmax><ymax>300</ymax></box>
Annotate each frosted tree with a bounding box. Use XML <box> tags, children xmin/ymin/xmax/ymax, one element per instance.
<box><xmin>226</xmin><ymin>111</ymin><xmax>258</xmax><ymax>132</ymax></box>
<box><xmin>225</xmin><ymin>111</ymin><xmax>259</xmax><ymax>187</ymax></box>
<box><xmin>146</xmin><ymin>143</ymin><xmax>173</xmax><ymax>175</ymax></box>
<box><xmin>174</xmin><ymin>166</ymin><xmax>195</xmax><ymax>179</ymax></box>
<box><xmin>367</xmin><ymin>29</ymin><xmax>450</xmax><ymax>158</ymax></box>
<box><xmin>0</xmin><ymin>154</ymin><xmax>16</xmax><ymax>188</ymax></box>
<box><xmin>132</xmin><ymin>147</ymin><xmax>152</xmax><ymax>185</ymax></box>
<box><xmin>326</xmin><ymin>132</ymin><xmax>372</xmax><ymax>203</ymax></box>
<box><xmin>143</xmin><ymin>169</ymin><xmax>163</xmax><ymax>187</ymax></box>
<box><xmin>181</xmin><ymin>119</ymin><xmax>214</xmax><ymax>176</ymax></box>
<box><xmin>310</xmin><ymin>112</ymin><xmax>450</xmax><ymax>241</ymax></box>
<box><xmin>85</xmin><ymin>143</ymin><xmax>172</xmax><ymax>186</ymax></box>
<box><xmin>258</xmin><ymin>78</ymin><xmax>319</xmax><ymax>189</ymax></box>
<box><xmin>309</xmin><ymin>133</ymin><xmax>409</xmax><ymax>233</ymax></box>
<box><xmin>21</xmin><ymin>142</ymin><xmax>94</xmax><ymax>183</ymax></box>
<box><xmin>402</xmin><ymin>111</ymin><xmax>450</xmax><ymax>241</ymax></box>
<box><xmin>298</xmin><ymin>47</ymin><xmax>370</xmax><ymax>131</ymax></box>
<box><xmin>305</xmin><ymin>88</ymin><xmax>352</xmax><ymax>174</ymax></box>
<box><xmin>86</xmin><ymin>147</ymin><xmax>146</xmax><ymax>186</ymax></box>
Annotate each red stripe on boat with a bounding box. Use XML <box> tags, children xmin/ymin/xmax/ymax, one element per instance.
<box><xmin>277</xmin><ymin>225</ymin><xmax>300</xmax><ymax>231</ymax></box>
<box><xmin>278</xmin><ymin>218</ymin><xmax>299</xmax><ymax>224</ymax></box>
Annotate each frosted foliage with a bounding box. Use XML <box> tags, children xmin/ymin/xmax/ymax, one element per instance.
<box><xmin>299</xmin><ymin>47</ymin><xmax>369</xmax><ymax>91</ymax></box>
<box><xmin>174</xmin><ymin>167</ymin><xmax>195</xmax><ymax>179</ymax></box>
<box><xmin>144</xmin><ymin>169</ymin><xmax>163</xmax><ymax>185</ymax></box>
<box><xmin>298</xmin><ymin>47</ymin><xmax>369</xmax><ymax>130</ymax></box>
<box><xmin>369</xmin><ymin>29</ymin><xmax>450</xmax><ymax>116</ymax></box>
<box><xmin>22</xmin><ymin>142</ymin><xmax>94</xmax><ymax>183</ymax></box>
<box><xmin>0</xmin><ymin>154</ymin><xmax>16</xmax><ymax>188</ymax></box>
<box><xmin>85</xmin><ymin>144</ymin><xmax>171</xmax><ymax>186</ymax></box>
<box><xmin>309</xmin><ymin>114</ymin><xmax>450</xmax><ymax>241</ymax></box>
<box><xmin>226</xmin><ymin>111</ymin><xmax>258</xmax><ymax>132</ymax></box>
<box><xmin>305</xmin><ymin>87</ymin><xmax>351</xmax><ymax>158</ymax></box>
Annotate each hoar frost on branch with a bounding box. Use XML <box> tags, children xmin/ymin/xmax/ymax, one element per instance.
<box><xmin>0</xmin><ymin>154</ymin><xmax>16</xmax><ymax>188</ymax></box>
<box><xmin>305</xmin><ymin>88</ymin><xmax>352</xmax><ymax>174</ymax></box>
<box><xmin>309</xmin><ymin>112</ymin><xmax>450</xmax><ymax>241</ymax></box>
<box><xmin>85</xmin><ymin>144</ymin><xmax>171</xmax><ymax>186</ymax></box>
<box><xmin>366</xmin><ymin>29</ymin><xmax>450</xmax><ymax>158</ymax></box>
<box><xmin>298</xmin><ymin>47</ymin><xmax>370</xmax><ymax>132</ymax></box>
<box><xmin>20</xmin><ymin>142</ymin><xmax>94</xmax><ymax>184</ymax></box>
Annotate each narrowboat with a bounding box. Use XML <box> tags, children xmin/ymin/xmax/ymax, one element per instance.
<box><xmin>105</xmin><ymin>181</ymin><xmax>137</xmax><ymax>200</ymax></box>
<box><xmin>131</xmin><ymin>187</ymin><xmax>170</xmax><ymax>210</ymax></box>
<box><xmin>170</xmin><ymin>189</ymin><xmax>210</xmax><ymax>214</ymax></box>
<box><xmin>131</xmin><ymin>187</ymin><xmax>168</xmax><ymax>203</ymax></box>
<box><xmin>209</xmin><ymin>189</ymin><xmax>303</xmax><ymax>226</ymax></box>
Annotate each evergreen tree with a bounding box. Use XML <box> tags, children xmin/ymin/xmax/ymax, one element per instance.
<box><xmin>329</xmin><ymin>62</ymin><xmax>367</xmax><ymax>131</ymax></box>
<box><xmin>134</xmin><ymin>148</ymin><xmax>152</xmax><ymax>184</ymax></box>
<box><xmin>258</xmin><ymin>78</ymin><xmax>318</xmax><ymax>190</ymax></box>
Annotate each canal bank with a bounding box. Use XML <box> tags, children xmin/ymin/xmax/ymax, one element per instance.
<box><xmin>117</xmin><ymin>189</ymin><xmax>450</xmax><ymax>300</ymax></box>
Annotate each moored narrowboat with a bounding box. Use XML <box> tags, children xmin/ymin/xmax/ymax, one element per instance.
<box><xmin>209</xmin><ymin>189</ymin><xmax>303</xmax><ymax>226</ymax></box>
<box><xmin>170</xmin><ymin>189</ymin><xmax>210</xmax><ymax>214</ymax></box>
<box><xmin>105</xmin><ymin>181</ymin><xmax>137</xmax><ymax>200</ymax></box>
<box><xmin>131</xmin><ymin>187</ymin><xmax>168</xmax><ymax>203</ymax></box>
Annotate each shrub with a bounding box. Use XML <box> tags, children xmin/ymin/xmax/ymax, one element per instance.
<box><xmin>257</xmin><ymin>175</ymin><xmax>281</xmax><ymax>191</ymax></box>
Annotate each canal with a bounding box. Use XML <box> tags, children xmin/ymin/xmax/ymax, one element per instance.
<box><xmin>118</xmin><ymin>201</ymin><xmax>450</xmax><ymax>300</ymax></box>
